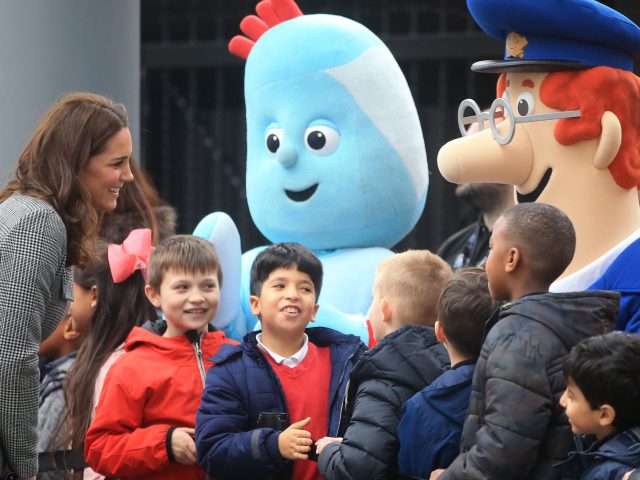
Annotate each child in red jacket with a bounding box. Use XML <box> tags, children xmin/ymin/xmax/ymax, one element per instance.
<box><xmin>84</xmin><ymin>235</ymin><xmax>237</xmax><ymax>480</ymax></box>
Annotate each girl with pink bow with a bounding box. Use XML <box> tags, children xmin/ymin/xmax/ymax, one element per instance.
<box><xmin>56</xmin><ymin>228</ymin><xmax>158</xmax><ymax>480</ymax></box>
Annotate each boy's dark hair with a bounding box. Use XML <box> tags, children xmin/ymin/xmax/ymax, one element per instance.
<box><xmin>437</xmin><ymin>267</ymin><xmax>500</xmax><ymax>358</ymax></box>
<box><xmin>146</xmin><ymin>235</ymin><xmax>222</xmax><ymax>291</ymax></box>
<box><xmin>250</xmin><ymin>242</ymin><xmax>323</xmax><ymax>300</ymax></box>
<box><xmin>564</xmin><ymin>332</ymin><xmax>640</xmax><ymax>431</ymax></box>
<box><xmin>501</xmin><ymin>203</ymin><xmax>575</xmax><ymax>284</ymax></box>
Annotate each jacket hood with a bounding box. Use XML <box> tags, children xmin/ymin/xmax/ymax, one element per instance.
<box><xmin>125</xmin><ymin>326</ymin><xmax>192</xmax><ymax>354</ymax></box>
<box><xmin>421</xmin><ymin>362</ymin><xmax>475</xmax><ymax>401</ymax></box>
<box><xmin>141</xmin><ymin>318</ymin><xmax>218</xmax><ymax>336</ymax></box>
<box><xmin>597</xmin><ymin>427</ymin><xmax>640</xmax><ymax>465</ymax></box>
<box><xmin>558</xmin><ymin>427</ymin><xmax>640</xmax><ymax>475</ymax></box>
<box><xmin>350</xmin><ymin>324</ymin><xmax>449</xmax><ymax>389</ymax></box>
<box><xmin>211</xmin><ymin>326</ymin><xmax>364</xmax><ymax>364</ymax></box>
<box><xmin>39</xmin><ymin>352</ymin><xmax>77</xmax><ymax>404</ymax></box>
<box><xmin>500</xmin><ymin>291</ymin><xmax>619</xmax><ymax>349</ymax></box>
<box><xmin>125</xmin><ymin>325</ymin><xmax>228</xmax><ymax>359</ymax></box>
<box><xmin>140</xmin><ymin>318</ymin><xmax>167</xmax><ymax>335</ymax></box>
<box><xmin>414</xmin><ymin>362</ymin><xmax>475</xmax><ymax>428</ymax></box>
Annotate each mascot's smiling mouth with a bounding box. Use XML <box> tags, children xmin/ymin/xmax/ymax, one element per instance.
<box><xmin>517</xmin><ymin>168</ymin><xmax>552</xmax><ymax>204</ymax></box>
<box><xmin>285</xmin><ymin>183</ymin><xmax>319</xmax><ymax>202</ymax></box>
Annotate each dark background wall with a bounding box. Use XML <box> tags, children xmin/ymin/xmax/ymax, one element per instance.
<box><xmin>140</xmin><ymin>0</ymin><xmax>640</xmax><ymax>252</ymax></box>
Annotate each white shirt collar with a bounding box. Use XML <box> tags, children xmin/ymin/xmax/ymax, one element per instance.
<box><xmin>257</xmin><ymin>333</ymin><xmax>309</xmax><ymax>368</ymax></box>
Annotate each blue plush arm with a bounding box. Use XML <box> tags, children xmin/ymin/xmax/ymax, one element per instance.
<box><xmin>193</xmin><ymin>212</ymin><xmax>245</xmax><ymax>340</ymax></box>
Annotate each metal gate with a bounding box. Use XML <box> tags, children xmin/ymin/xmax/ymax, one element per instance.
<box><xmin>140</xmin><ymin>0</ymin><xmax>639</xmax><ymax>251</ymax></box>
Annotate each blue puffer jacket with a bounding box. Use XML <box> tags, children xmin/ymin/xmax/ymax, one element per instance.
<box><xmin>555</xmin><ymin>427</ymin><xmax>640</xmax><ymax>480</ymax></box>
<box><xmin>397</xmin><ymin>361</ymin><xmax>475</xmax><ymax>478</ymax></box>
<box><xmin>195</xmin><ymin>327</ymin><xmax>366</xmax><ymax>480</ymax></box>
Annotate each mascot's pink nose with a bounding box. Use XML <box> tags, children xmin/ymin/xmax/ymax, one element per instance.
<box><xmin>277</xmin><ymin>145</ymin><xmax>298</xmax><ymax>168</ymax></box>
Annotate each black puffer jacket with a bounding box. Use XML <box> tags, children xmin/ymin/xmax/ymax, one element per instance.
<box><xmin>440</xmin><ymin>291</ymin><xmax>619</xmax><ymax>480</ymax></box>
<box><xmin>318</xmin><ymin>325</ymin><xmax>449</xmax><ymax>480</ymax></box>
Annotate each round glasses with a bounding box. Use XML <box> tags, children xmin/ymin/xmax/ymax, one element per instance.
<box><xmin>457</xmin><ymin>98</ymin><xmax>581</xmax><ymax>145</ymax></box>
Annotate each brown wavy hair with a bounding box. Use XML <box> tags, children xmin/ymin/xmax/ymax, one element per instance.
<box><xmin>0</xmin><ymin>92</ymin><xmax>129</xmax><ymax>268</ymax></box>
<box><xmin>99</xmin><ymin>158</ymin><xmax>164</xmax><ymax>244</ymax></box>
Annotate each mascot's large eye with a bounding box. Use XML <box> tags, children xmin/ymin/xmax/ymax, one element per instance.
<box><xmin>516</xmin><ymin>91</ymin><xmax>535</xmax><ymax>117</ymax></box>
<box><xmin>304</xmin><ymin>125</ymin><xmax>340</xmax><ymax>156</ymax></box>
<box><xmin>265</xmin><ymin>128</ymin><xmax>284</xmax><ymax>154</ymax></box>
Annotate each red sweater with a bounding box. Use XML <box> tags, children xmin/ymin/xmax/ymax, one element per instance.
<box><xmin>85</xmin><ymin>327</ymin><xmax>237</xmax><ymax>480</ymax></box>
<box><xmin>266</xmin><ymin>342</ymin><xmax>331</xmax><ymax>480</ymax></box>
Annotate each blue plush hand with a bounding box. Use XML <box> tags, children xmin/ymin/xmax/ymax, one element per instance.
<box><xmin>193</xmin><ymin>212</ymin><xmax>246</xmax><ymax>340</ymax></box>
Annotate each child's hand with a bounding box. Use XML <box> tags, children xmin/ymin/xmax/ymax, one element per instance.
<box><xmin>315</xmin><ymin>436</ymin><xmax>342</xmax><ymax>455</ymax></box>
<box><xmin>430</xmin><ymin>469</ymin><xmax>445</xmax><ymax>479</ymax></box>
<box><xmin>278</xmin><ymin>417</ymin><xmax>313</xmax><ymax>460</ymax></box>
<box><xmin>171</xmin><ymin>427</ymin><xmax>197</xmax><ymax>465</ymax></box>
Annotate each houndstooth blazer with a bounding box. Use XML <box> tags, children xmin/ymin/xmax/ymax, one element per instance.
<box><xmin>0</xmin><ymin>193</ymin><xmax>73</xmax><ymax>478</ymax></box>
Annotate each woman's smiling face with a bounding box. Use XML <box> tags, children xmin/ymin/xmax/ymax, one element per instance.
<box><xmin>78</xmin><ymin>127</ymin><xmax>134</xmax><ymax>212</ymax></box>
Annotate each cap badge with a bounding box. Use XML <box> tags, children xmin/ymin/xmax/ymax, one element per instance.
<box><xmin>506</xmin><ymin>32</ymin><xmax>528</xmax><ymax>59</ymax></box>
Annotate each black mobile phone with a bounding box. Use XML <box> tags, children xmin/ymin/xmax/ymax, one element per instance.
<box><xmin>256</xmin><ymin>412</ymin><xmax>291</xmax><ymax>431</ymax></box>
<box><xmin>307</xmin><ymin>442</ymin><xmax>319</xmax><ymax>462</ymax></box>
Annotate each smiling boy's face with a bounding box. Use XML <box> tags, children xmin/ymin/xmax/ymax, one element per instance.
<box><xmin>250</xmin><ymin>267</ymin><xmax>319</xmax><ymax>341</ymax></box>
<box><xmin>145</xmin><ymin>268</ymin><xmax>220</xmax><ymax>338</ymax></box>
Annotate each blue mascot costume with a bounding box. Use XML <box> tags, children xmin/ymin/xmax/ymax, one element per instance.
<box><xmin>195</xmin><ymin>0</ymin><xmax>428</xmax><ymax>342</ymax></box>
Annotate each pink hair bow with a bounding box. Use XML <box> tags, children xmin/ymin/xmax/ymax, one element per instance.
<box><xmin>108</xmin><ymin>228</ymin><xmax>154</xmax><ymax>284</ymax></box>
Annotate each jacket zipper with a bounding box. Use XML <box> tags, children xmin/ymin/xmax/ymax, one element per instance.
<box><xmin>333</xmin><ymin>349</ymin><xmax>357</xmax><ymax>435</ymax></box>
<box><xmin>192</xmin><ymin>333</ymin><xmax>207</xmax><ymax>388</ymax></box>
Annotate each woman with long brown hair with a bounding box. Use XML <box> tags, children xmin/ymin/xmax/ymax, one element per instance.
<box><xmin>0</xmin><ymin>92</ymin><xmax>134</xmax><ymax>480</ymax></box>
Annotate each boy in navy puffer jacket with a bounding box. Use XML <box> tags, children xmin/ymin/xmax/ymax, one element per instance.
<box><xmin>195</xmin><ymin>243</ymin><xmax>366</xmax><ymax>480</ymax></box>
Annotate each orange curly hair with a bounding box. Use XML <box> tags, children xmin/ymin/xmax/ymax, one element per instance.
<box><xmin>497</xmin><ymin>68</ymin><xmax>640</xmax><ymax>189</ymax></box>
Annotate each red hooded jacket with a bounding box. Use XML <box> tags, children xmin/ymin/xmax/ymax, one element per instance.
<box><xmin>85</xmin><ymin>326</ymin><xmax>237</xmax><ymax>479</ymax></box>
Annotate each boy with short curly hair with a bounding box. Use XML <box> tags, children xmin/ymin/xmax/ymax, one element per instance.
<box><xmin>433</xmin><ymin>203</ymin><xmax>619</xmax><ymax>480</ymax></box>
<box><xmin>195</xmin><ymin>242</ymin><xmax>366</xmax><ymax>480</ymax></box>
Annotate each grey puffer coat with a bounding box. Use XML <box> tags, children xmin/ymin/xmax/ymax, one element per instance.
<box><xmin>440</xmin><ymin>291</ymin><xmax>619</xmax><ymax>480</ymax></box>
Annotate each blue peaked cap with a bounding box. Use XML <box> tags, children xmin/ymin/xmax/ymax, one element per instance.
<box><xmin>468</xmin><ymin>0</ymin><xmax>640</xmax><ymax>72</ymax></box>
